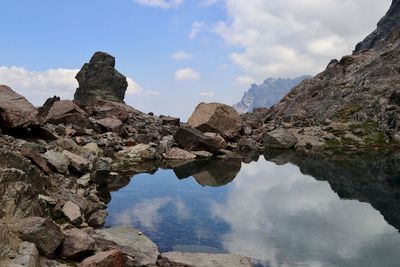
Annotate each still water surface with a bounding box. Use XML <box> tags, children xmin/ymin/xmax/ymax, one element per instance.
<box><xmin>106</xmin><ymin>152</ymin><xmax>400</xmax><ymax>267</ymax></box>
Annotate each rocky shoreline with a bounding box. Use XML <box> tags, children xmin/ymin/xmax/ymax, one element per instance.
<box><xmin>2</xmin><ymin>0</ymin><xmax>400</xmax><ymax>262</ymax></box>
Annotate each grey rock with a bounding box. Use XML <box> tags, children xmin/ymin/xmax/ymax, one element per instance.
<box><xmin>62</xmin><ymin>150</ymin><xmax>89</xmax><ymax>174</ymax></box>
<box><xmin>90</xmin><ymin>157</ymin><xmax>112</xmax><ymax>184</ymax></box>
<box><xmin>43</xmin><ymin>150</ymin><xmax>69</xmax><ymax>174</ymax></box>
<box><xmin>94</xmin><ymin>225</ymin><xmax>159</xmax><ymax>267</ymax></box>
<box><xmin>18</xmin><ymin>217</ymin><xmax>63</xmax><ymax>257</ymax></box>
<box><xmin>162</xmin><ymin>252</ymin><xmax>253</xmax><ymax>267</ymax></box>
<box><xmin>74</xmin><ymin>52</ymin><xmax>128</xmax><ymax>106</ymax></box>
<box><xmin>3</xmin><ymin>242</ymin><xmax>40</xmax><ymax>267</ymax></box>
<box><xmin>263</xmin><ymin>128</ymin><xmax>298</xmax><ymax>149</ymax></box>
<box><xmin>88</xmin><ymin>209</ymin><xmax>108</xmax><ymax>228</ymax></box>
<box><xmin>164</xmin><ymin>147</ymin><xmax>197</xmax><ymax>160</ymax></box>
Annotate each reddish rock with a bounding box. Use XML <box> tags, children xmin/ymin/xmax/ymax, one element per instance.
<box><xmin>18</xmin><ymin>217</ymin><xmax>63</xmax><ymax>257</ymax></box>
<box><xmin>80</xmin><ymin>250</ymin><xmax>124</xmax><ymax>267</ymax></box>
<box><xmin>44</xmin><ymin>100</ymin><xmax>92</xmax><ymax>128</ymax></box>
<box><xmin>60</xmin><ymin>228</ymin><xmax>95</xmax><ymax>260</ymax></box>
<box><xmin>88</xmin><ymin>209</ymin><xmax>108</xmax><ymax>228</ymax></box>
<box><xmin>0</xmin><ymin>85</ymin><xmax>40</xmax><ymax>128</ymax></box>
<box><xmin>21</xmin><ymin>148</ymin><xmax>52</xmax><ymax>174</ymax></box>
<box><xmin>174</xmin><ymin>127</ymin><xmax>221</xmax><ymax>153</ymax></box>
<box><xmin>188</xmin><ymin>102</ymin><xmax>241</xmax><ymax>133</ymax></box>
<box><xmin>96</xmin><ymin>118</ymin><xmax>123</xmax><ymax>133</ymax></box>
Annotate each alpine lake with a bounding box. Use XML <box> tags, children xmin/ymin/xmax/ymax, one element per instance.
<box><xmin>106</xmin><ymin>150</ymin><xmax>400</xmax><ymax>267</ymax></box>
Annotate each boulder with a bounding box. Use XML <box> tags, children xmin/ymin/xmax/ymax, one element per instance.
<box><xmin>74</xmin><ymin>52</ymin><xmax>128</xmax><ymax>106</ymax></box>
<box><xmin>44</xmin><ymin>100</ymin><xmax>91</xmax><ymax>128</ymax></box>
<box><xmin>204</xmin><ymin>132</ymin><xmax>227</xmax><ymax>149</ymax></box>
<box><xmin>2</xmin><ymin>242</ymin><xmax>40</xmax><ymax>267</ymax></box>
<box><xmin>37</xmin><ymin>96</ymin><xmax>60</xmax><ymax>118</ymax></box>
<box><xmin>0</xmin><ymin>85</ymin><xmax>40</xmax><ymax>128</ymax></box>
<box><xmin>62</xmin><ymin>201</ymin><xmax>83</xmax><ymax>226</ymax></box>
<box><xmin>60</xmin><ymin>228</ymin><xmax>95</xmax><ymax>260</ymax></box>
<box><xmin>80</xmin><ymin>250</ymin><xmax>124</xmax><ymax>267</ymax></box>
<box><xmin>18</xmin><ymin>217</ymin><xmax>63</xmax><ymax>257</ymax></box>
<box><xmin>117</xmin><ymin>144</ymin><xmax>156</xmax><ymax>160</ymax></box>
<box><xmin>96</xmin><ymin>118</ymin><xmax>123</xmax><ymax>133</ymax></box>
<box><xmin>90</xmin><ymin>157</ymin><xmax>112</xmax><ymax>185</ymax></box>
<box><xmin>174</xmin><ymin>127</ymin><xmax>221</xmax><ymax>153</ymax></box>
<box><xmin>164</xmin><ymin>147</ymin><xmax>197</xmax><ymax>160</ymax></box>
<box><xmin>85</xmin><ymin>100</ymin><xmax>138</xmax><ymax>122</ymax></box>
<box><xmin>94</xmin><ymin>226</ymin><xmax>159</xmax><ymax>267</ymax></box>
<box><xmin>88</xmin><ymin>209</ymin><xmax>108</xmax><ymax>228</ymax></box>
<box><xmin>263</xmin><ymin>128</ymin><xmax>298</xmax><ymax>149</ymax></box>
<box><xmin>160</xmin><ymin>116</ymin><xmax>180</xmax><ymax>126</ymax></box>
<box><xmin>188</xmin><ymin>102</ymin><xmax>241</xmax><ymax>133</ymax></box>
<box><xmin>162</xmin><ymin>252</ymin><xmax>252</xmax><ymax>267</ymax></box>
<box><xmin>43</xmin><ymin>151</ymin><xmax>69</xmax><ymax>174</ymax></box>
<box><xmin>62</xmin><ymin>150</ymin><xmax>89</xmax><ymax>174</ymax></box>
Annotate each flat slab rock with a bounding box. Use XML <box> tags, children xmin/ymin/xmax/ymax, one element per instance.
<box><xmin>162</xmin><ymin>252</ymin><xmax>253</xmax><ymax>267</ymax></box>
<box><xmin>94</xmin><ymin>226</ymin><xmax>159</xmax><ymax>267</ymax></box>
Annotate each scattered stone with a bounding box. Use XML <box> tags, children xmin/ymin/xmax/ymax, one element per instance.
<box><xmin>117</xmin><ymin>144</ymin><xmax>156</xmax><ymax>160</ymax></box>
<box><xmin>44</xmin><ymin>100</ymin><xmax>91</xmax><ymax>128</ymax></box>
<box><xmin>188</xmin><ymin>102</ymin><xmax>241</xmax><ymax>133</ymax></box>
<box><xmin>18</xmin><ymin>217</ymin><xmax>63</xmax><ymax>257</ymax></box>
<box><xmin>204</xmin><ymin>132</ymin><xmax>227</xmax><ymax>149</ymax></box>
<box><xmin>192</xmin><ymin>151</ymin><xmax>213</xmax><ymax>158</ymax></box>
<box><xmin>96</xmin><ymin>118</ymin><xmax>123</xmax><ymax>133</ymax></box>
<box><xmin>263</xmin><ymin>128</ymin><xmax>298</xmax><ymax>149</ymax></box>
<box><xmin>174</xmin><ymin>127</ymin><xmax>221</xmax><ymax>153</ymax></box>
<box><xmin>3</xmin><ymin>242</ymin><xmax>40</xmax><ymax>267</ymax></box>
<box><xmin>164</xmin><ymin>147</ymin><xmax>197</xmax><ymax>160</ymax></box>
<box><xmin>62</xmin><ymin>201</ymin><xmax>82</xmax><ymax>226</ymax></box>
<box><xmin>94</xmin><ymin>226</ymin><xmax>159</xmax><ymax>267</ymax></box>
<box><xmin>80</xmin><ymin>250</ymin><xmax>124</xmax><ymax>267</ymax></box>
<box><xmin>60</xmin><ymin>228</ymin><xmax>95</xmax><ymax>260</ymax></box>
<box><xmin>62</xmin><ymin>150</ymin><xmax>89</xmax><ymax>174</ymax></box>
<box><xmin>161</xmin><ymin>116</ymin><xmax>180</xmax><ymax>126</ymax></box>
<box><xmin>0</xmin><ymin>85</ymin><xmax>40</xmax><ymax>128</ymax></box>
<box><xmin>90</xmin><ymin>157</ymin><xmax>112</xmax><ymax>184</ymax></box>
<box><xmin>162</xmin><ymin>252</ymin><xmax>252</xmax><ymax>267</ymax></box>
<box><xmin>21</xmin><ymin>148</ymin><xmax>52</xmax><ymax>174</ymax></box>
<box><xmin>43</xmin><ymin>151</ymin><xmax>69</xmax><ymax>174</ymax></box>
<box><xmin>159</xmin><ymin>135</ymin><xmax>174</xmax><ymax>154</ymax></box>
<box><xmin>74</xmin><ymin>52</ymin><xmax>128</xmax><ymax>106</ymax></box>
<box><xmin>88</xmin><ymin>209</ymin><xmax>108</xmax><ymax>228</ymax></box>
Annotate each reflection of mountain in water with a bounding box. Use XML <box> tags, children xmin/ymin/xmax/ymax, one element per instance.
<box><xmin>264</xmin><ymin>150</ymin><xmax>400</xmax><ymax>231</ymax></box>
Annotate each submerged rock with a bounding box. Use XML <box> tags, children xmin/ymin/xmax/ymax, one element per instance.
<box><xmin>94</xmin><ymin>225</ymin><xmax>160</xmax><ymax>267</ymax></box>
<box><xmin>162</xmin><ymin>252</ymin><xmax>252</xmax><ymax>267</ymax></box>
<box><xmin>188</xmin><ymin>102</ymin><xmax>241</xmax><ymax>133</ymax></box>
<box><xmin>74</xmin><ymin>52</ymin><xmax>128</xmax><ymax>106</ymax></box>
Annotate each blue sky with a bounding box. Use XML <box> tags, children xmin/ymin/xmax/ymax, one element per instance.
<box><xmin>0</xmin><ymin>0</ymin><xmax>391</xmax><ymax>119</ymax></box>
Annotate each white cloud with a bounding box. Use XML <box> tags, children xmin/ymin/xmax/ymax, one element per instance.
<box><xmin>174</xmin><ymin>67</ymin><xmax>200</xmax><ymax>81</ymax></box>
<box><xmin>0</xmin><ymin>65</ymin><xmax>142</xmax><ymax>105</ymax></box>
<box><xmin>214</xmin><ymin>0</ymin><xmax>391</xmax><ymax>79</ymax></box>
<box><xmin>171</xmin><ymin>50</ymin><xmax>192</xmax><ymax>61</ymax></box>
<box><xmin>236</xmin><ymin>75</ymin><xmax>255</xmax><ymax>86</ymax></box>
<box><xmin>189</xmin><ymin>21</ymin><xmax>207</xmax><ymax>39</ymax></box>
<box><xmin>133</xmin><ymin>0</ymin><xmax>182</xmax><ymax>9</ymax></box>
<box><xmin>200</xmin><ymin>91</ymin><xmax>215</xmax><ymax>97</ymax></box>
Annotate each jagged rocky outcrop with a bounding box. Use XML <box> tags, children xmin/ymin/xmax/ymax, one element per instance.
<box><xmin>74</xmin><ymin>51</ymin><xmax>128</xmax><ymax>106</ymax></box>
<box><xmin>234</xmin><ymin>76</ymin><xmax>310</xmax><ymax>113</ymax></box>
<box><xmin>265</xmin><ymin>0</ymin><xmax>400</xmax><ymax>145</ymax></box>
<box><xmin>355</xmin><ymin>0</ymin><xmax>400</xmax><ymax>52</ymax></box>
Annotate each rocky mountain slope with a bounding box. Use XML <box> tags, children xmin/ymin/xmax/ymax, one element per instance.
<box><xmin>234</xmin><ymin>76</ymin><xmax>310</xmax><ymax>113</ymax></box>
<box><xmin>266</xmin><ymin>0</ymin><xmax>400</xmax><ymax>144</ymax></box>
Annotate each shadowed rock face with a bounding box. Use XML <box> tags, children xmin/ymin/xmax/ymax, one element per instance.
<box><xmin>74</xmin><ymin>52</ymin><xmax>128</xmax><ymax>106</ymax></box>
<box><xmin>264</xmin><ymin>149</ymin><xmax>400</xmax><ymax>231</ymax></box>
<box><xmin>355</xmin><ymin>0</ymin><xmax>400</xmax><ymax>52</ymax></box>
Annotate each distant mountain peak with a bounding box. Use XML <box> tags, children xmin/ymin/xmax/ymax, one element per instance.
<box><xmin>233</xmin><ymin>76</ymin><xmax>311</xmax><ymax>114</ymax></box>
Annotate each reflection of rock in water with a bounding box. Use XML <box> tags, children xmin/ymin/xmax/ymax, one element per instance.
<box><xmin>264</xmin><ymin>149</ymin><xmax>400</xmax><ymax>231</ymax></box>
<box><xmin>173</xmin><ymin>159</ymin><xmax>242</xmax><ymax>187</ymax></box>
